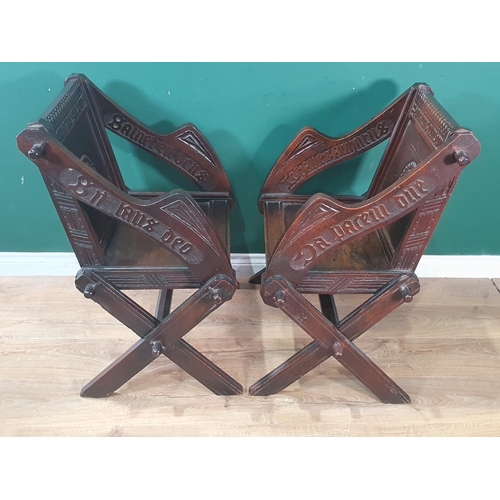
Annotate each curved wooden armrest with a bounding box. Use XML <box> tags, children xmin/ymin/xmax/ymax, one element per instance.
<box><xmin>259</xmin><ymin>83</ymin><xmax>434</xmax><ymax>197</ymax></box>
<box><xmin>17</xmin><ymin>125</ymin><xmax>235</xmax><ymax>285</ymax></box>
<box><xmin>66</xmin><ymin>74</ymin><xmax>232</xmax><ymax>195</ymax></box>
<box><xmin>264</xmin><ymin>129</ymin><xmax>479</xmax><ymax>286</ymax></box>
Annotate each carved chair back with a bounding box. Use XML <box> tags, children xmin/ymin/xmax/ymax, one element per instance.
<box><xmin>36</xmin><ymin>75</ymin><xmax>124</xmax><ymax>266</ymax></box>
<box><xmin>366</xmin><ymin>84</ymin><xmax>463</xmax><ymax>271</ymax></box>
<box><xmin>19</xmin><ymin>74</ymin><xmax>233</xmax><ymax>271</ymax></box>
<box><xmin>258</xmin><ymin>84</ymin><xmax>480</xmax><ymax>278</ymax></box>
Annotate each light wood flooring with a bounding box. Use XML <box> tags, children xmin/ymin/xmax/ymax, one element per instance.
<box><xmin>1</xmin><ymin>275</ymin><xmax>500</xmax><ymax>436</ymax></box>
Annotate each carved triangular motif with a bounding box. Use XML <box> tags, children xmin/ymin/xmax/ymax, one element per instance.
<box><xmin>282</xmin><ymin>133</ymin><xmax>322</xmax><ymax>166</ymax></box>
<box><xmin>160</xmin><ymin>199</ymin><xmax>220</xmax><ymax>256</ymax></box>
<box><xmin>294</xmin><ymin>202</ymin><xmax>340</xmax><ymax>236</ymax></box>
<box><xmin>177</xmin><ymin>129</ymin><xmax>218</xmax><ymax>168</ymax></box>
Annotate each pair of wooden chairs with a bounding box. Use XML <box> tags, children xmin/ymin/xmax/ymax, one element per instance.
<box><xmin>17</xmin><ymin>74</ymin><xmax>480</xmax><ymax>403</ymax></box>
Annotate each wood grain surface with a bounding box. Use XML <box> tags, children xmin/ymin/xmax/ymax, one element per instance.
<box><xmin>1</xmin><ymin>276</ymin><xmax>500</xmax><ymax>436</ymax></box>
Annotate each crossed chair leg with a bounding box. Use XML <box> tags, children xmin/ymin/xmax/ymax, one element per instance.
<box><xmin>251</xmin><ymin>273</ymin><xmax>420</xmax><ymax>403</ymax></box>
<box><xmin>75</xmin><ymin>269</ymin><xmax>243</xmax><ymax>397</ymax></box>
<box><xmin>73</xmin><ymin>268</ymin><xmax>418</xmax><ymax>401</ymax></box>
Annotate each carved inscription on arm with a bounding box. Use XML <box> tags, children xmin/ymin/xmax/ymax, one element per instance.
<box><xmin>105</xmin><ymin>113</ymin><xmax>214</xmax><ymax>189</ymax></box>
<box><xmin>281</xmin><ymin>178</ymin><xmax>430</xmax><ymax>273</ymax></box>
<box><xmin>277</xmin><ymin>119</ymin><xmax>394</xmax><ymax>192</ymax></box>
<box><xmin>59</xmin><ymin>168</ymin><xmax>203</xmax><ymax>264</ymax></box>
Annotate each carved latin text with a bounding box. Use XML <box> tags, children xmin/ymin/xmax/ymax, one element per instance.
<box><xmin>394</xmin><ymin>179</ymin><xmax>428</xmax><ymax>208</ymax></box>
<box><xmin>59</xmin><ymin>169</ymin><xmax>203</xmax><ymax>264</ymax></box>
<box><xmin>106</xmin><ymin>113</ymin><xmax>211</xmax><ymax>187</ymax></box>
<box><xmin>289</xmin><ymin>179</ymin><xmax>429</xmax><ymax>271</ymax></box>
<box><xmin>279</xmin><ymin>119</ymin><xmax>394</xmax><ymax>191</ymax></box>
<box><xmin>115</xmin><ymin>202</ymin><xmax>160</xmax><ymax>232</ymax></box>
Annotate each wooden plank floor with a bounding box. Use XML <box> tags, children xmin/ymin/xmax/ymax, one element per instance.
<box><xmin>1</xmin><ymin>275</ymin><xmax>500</xmax><ymax>436</ymax></box>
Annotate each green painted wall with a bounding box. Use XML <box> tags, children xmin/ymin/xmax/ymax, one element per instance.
<box><xmin>2</xmin><ymin>62</ymin><xmax>499</xmax><ymax>254</ymax></box>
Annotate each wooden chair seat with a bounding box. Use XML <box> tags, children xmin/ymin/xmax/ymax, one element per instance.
<box><xmin>262</xmin><ymin>196</ymin><xmax>392</xmax><ymax>272</ymax></box>
<box><xmin>105</xmin><ymin>193</ymin><xmax>230</xmax><ymax>270</ymax></box>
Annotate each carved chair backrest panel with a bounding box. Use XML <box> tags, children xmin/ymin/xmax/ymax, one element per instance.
<box><xmin>38</xmin><ymin>77</ymin><xmax>125</xmax><ymax>266</ymax></box>
<box><xmin>366</xmin><ymin>86</ymin><xmax>460</xmax><ymax>267</ymax></box>
<box><xmin>40</xmin><ymin>77</ymin><xmax>125</xmax><ymax>188</ymax></box>
<box><xmin>369</xmin><ymin>87</ymin><xmax>457</xmax><ymax>196</ymax></box>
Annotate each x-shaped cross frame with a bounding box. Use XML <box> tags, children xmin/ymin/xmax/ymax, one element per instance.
<box><xmin>252</xmin><ymin>273</ymin><xmax>419</xmax><ymax>403</ymax></box>
<box><xmin>76</xmin><ymin>270</ymin><xmax>243</xmax><ymax>397</ymax></box>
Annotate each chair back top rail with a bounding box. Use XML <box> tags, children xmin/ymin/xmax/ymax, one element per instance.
<box><xmin>258</xmin><ymin>84</ymin><xmax>463</xmax><ymax>208</ymax></box>
<box><xmin>366</xmin><ymin>84</ymin><xmax>460</xmax><ymax>197</ymax></box>
<box><xmin>38</xmin><ymin>74</ymin><xmax>233</xmax><ymax>194</ymax></box>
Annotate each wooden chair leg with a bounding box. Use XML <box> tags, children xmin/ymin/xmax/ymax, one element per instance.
<box><xmin>319</xmin><ymin>294</ymin><xmax>340</xmax><ymax>324</ymax></box>
<box><xmin>156</xmin><ymin>288</ymin><xmax>173</xmax><ymax>320</ymax></box>
<box><xmin>249</xmin><ymin>295</ymin><xmax>340</xmax><ymax>397</ymax></box>
<box><xmin>249</xmin><ymin>267</ymin><xmax>266</xmax><ymax>285</ymax></box>
<box><xmin>252</xmin><ymin>274</ymin><xmax>419</xmax><ymax>403</ymax></box>
<box><xmin>249</xmin><ymin>340</ymin><xmax>331</xmax><ymax>396</ymax></box>
<box><xmin>76</xmin><ymin>272</ymin><xmax>242</xmax><ymax>397</ymax></box>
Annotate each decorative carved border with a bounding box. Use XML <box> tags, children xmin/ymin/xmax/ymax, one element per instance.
<box><xmin>297</xmin><ymin>272</ymin><xmax>398</xmax><ymax>294</ymax></box>
<box><xmin>46</xmin><ymin>178</ymin><xmax>102</xmax><ymax>266</ymax></box>
<box><xmin>410</xmin><ymin>90</ymin><xmax>453</xmax><ymax>148</ymax></box>
<box><xmin>105</xmin><ymin>113</ymin><xmax>212</xmax><ymax>188</ymax></box>
<box><xmin>394</xmin><ymin>179</ymin><xmax>455</xmax><ymax>270</ymax></box>
<box><xmin>176</xmin><ymin>129</ymin><xmax>218</xmax><ymax>169</ymax></box>
<box><xmin>99</xmin><ymin>268</ymin><xmax>200</xmax><ymax>289</ymax></box>
<box><xmin>44</xmin><ymin>81</ymin><xmax>88</xmax><ymax>142</ymax></box>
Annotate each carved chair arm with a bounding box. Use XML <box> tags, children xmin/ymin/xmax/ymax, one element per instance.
<box><xmin>259</xmin><ymin>85</ymin><xmax>420</xmax><ymax>197</ymax></box>
<box><xmin>66</xmin><ymin>74</ymin><xmax>233</xmax><ymax>195</ymax></box>
<box><xmin>17</xmin><ymin>125</ymin><xmax>235</xmax><ymax>285</ymax></box>
<box><xmin>263</xmin><ymin>130</ymin><xmax>480</xmax><ymax>286</ymax></box>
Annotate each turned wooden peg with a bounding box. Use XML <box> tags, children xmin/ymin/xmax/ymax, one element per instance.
<box><xmin>453</xmin><ymin>150</ymin><xmax>470</xmax><ymax>167</ymax></box>
<box><xmin>28</xmin><ymin>142</ymin><xmax>46</xmax><ymax>160</ymax></box>
<box><xmin>209</xmin><ymin>287</ymin><xmax>222</xmax><ymax>304</ymax></box>
<box><xmin>332</xmin><ymin>342</ymin><xmax>343</xmax><ymax>359</ymax></box>
<box><xmin>400</xmin><ymin>285</ymin><xmax>413</xmax><ymax>303</ymax></box>
<box><xmin>83</xmin><ymin>283</ymin><xmax>99</xmax><ymax>298</ymax></box>
<box><xmin>151</xmin><ymin>341</ymin><xmax>164</xmax><ymax>357</ymax></box>
<box><xmin>273</xmin><ymin>290</ymin><xmax>285</xmax><ymax>307</ymax></box>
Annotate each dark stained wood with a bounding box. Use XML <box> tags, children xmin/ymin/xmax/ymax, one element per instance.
<box><xmin>155</xmin><ymin>288</ymin><xmax>173</xmax><ymax>320</ymax></box>
<box><xmin>17</xmin><ymin>74</ymin><xmax>242</xmax><ymax>397</ymax></box>
<box><xmin>75</xmin><ymin>270</ymin><xmax>241</xmax><ymax>396</ymax></box>
<box><xmin>78</xmin><ymin>273</ymin><xmax>237</xmax><ymax>398</ymax></box>
<box><xmin>252</xmin><ymin>83</ymin><xmax>481</xmax><ymax>403</ymax></box>
<box><xmin>318</xmin><ymin>294</ymin><xmax>339</xmax><ymax>325</ymax></box>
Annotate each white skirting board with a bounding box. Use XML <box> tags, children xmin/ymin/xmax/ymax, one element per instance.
<box><xmin>0</xmin><ymin>252</ymin><xmax>500</xmax><ymax>278</ymax></box>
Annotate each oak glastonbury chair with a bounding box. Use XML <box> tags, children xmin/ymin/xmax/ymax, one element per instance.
<box><xmin>17</xmin><ymin>74</ymin><xmax>243</xmax><ymax>397</ymax></box>
<box><xmin>249</xmin><ymin>83</ymin><xmax>480</xmax><ymax>403</ymax></box>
